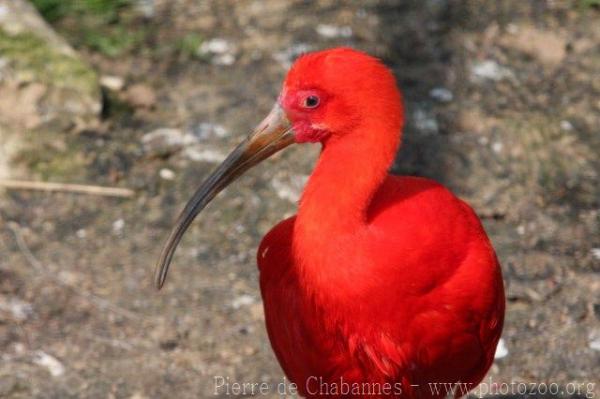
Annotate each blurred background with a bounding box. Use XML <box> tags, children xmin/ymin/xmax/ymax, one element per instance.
<box><xmin>0</xmin><ymin>0</ymin><xmax>599</xmax><ymax>397</ymax></box>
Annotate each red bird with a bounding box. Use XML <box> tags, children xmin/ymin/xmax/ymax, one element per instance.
<box><xmin>155</xmin><ymin>48</ymin><xmax>505</xmax><ymax>398</ymax></box>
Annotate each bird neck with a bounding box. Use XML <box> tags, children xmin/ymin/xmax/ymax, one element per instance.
<box><xmin>294</xmin><ymin>123</ymin><xmax>399</xmax><ymax>255</ymax></box>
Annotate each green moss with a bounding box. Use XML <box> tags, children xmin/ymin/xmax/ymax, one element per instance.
<box><xmin>82</xmin><ymin>25</ymin><xmax>146</xmax><ymax>57</ymax></box>
<box><xmin>15</xmin><ymin>132</ymin><xmax>88</xmax><ymax>181</ymax></box>
<box><xmin>176</xmin><ymin>33</ymin><xmax>206</xmax><ymax>60</ymax></box>
<box><xmin>30</xmin><ymin>0</ymin><xmax>146</xmax><ymax>58</ymax></box>
<box><xmin>0</xmin><ymin>28</ymin><xmax>99</xmax><ymax>97</ymax></box>
<box><xmin>579</xmin><ymin>0</ymin><xmax>600</xmax><ymax>8</ymax></box>
<box><xmin>31</xmin><ymin>0</ymin><xmax>131</xmax><ymax>23</ymax></box>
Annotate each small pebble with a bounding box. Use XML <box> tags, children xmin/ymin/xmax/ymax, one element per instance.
<box><xmin>491</xmin><ymin>141</ymin><xmax>503</xmax><ymax>153</ymax></box>
<box><xmin>413</xmin><ymin>109</ymin><xmax>439</xmax><ymax>134</ymax></box>
<box><xmin>126</xmin><ymin>84</ymin><xmax>157</xmax><ymax>108</ymax></box>
<box><xmin>142</xmin><ymin>128</ymin><xmax>197</xmax><ymax>157</ymax></box>
<box><xmin>0</xmin><ymin>297</ymin><xmax>33</xmax><ymax>321</ymax></box>
<box><xmin>494</xmin><ymin>338</ymin><xmax>508</xmax><ymax>359</ymax></box>
<box><xmin>213</xmin><ymin>53</ymin><xmax>235</xmax><ymax>66</ymax></box>
<box><xmin>560</xmin><ymin>120</ymin><xmax>574</xmax><ymax>131</ymax></box>
<box><xmin>135</xmin><ymin>0</ymin><xmax>155</xmax><ymax>18</ymax></box>
<box><xmin>100</xmin><ymin>75</ymin><xmax>125</xmax><ymax>91</ymax></box>
<box><xmin>231</xmin><ymin>294</ymin><xmax>256</xmax><ymax>309</ymax></box>
<box><xmin>33</xmin><ymin>351</ymin><xmax>65</xmax><ymax>377</ymax></box>
<box><xmin>113</xmin><ymin>219</ymin><xmax>125</xmax><ymax>234</ymax></box>
<box><xmin>184</xmin><ymin>147</ymin><xmax>226</xmax><ymax>163</ymax></box>
<box><xmin>471</xmin><ymin>60</ymin><xmax>513</xmax><ymax>82</ymax></box>
<box><xmin>589</xmin><ymin>332</ymin><xmax>600</xmax><ymax>352</ymax></box>
<box><xmin>316</xmin><ymin>24</ymin><xmax>353</xmax><ymax>39</ymax></box>
<box><xmin>200</xmin><ymin>38</ymin><xmax>232</xmax><ymax>55</ymax></box>
<box><xmin>76</xmin><ymin>229</ymin><xmax>87</xmax><ymax>239</ymax></box>
<box><xmin>190</xmin><ymin>122</ymin><xmax>228</xmax><ymax>140</ymax></box>
<box><xmin>159</xmin><ymin>168</ymin><xmax>176</xmax><ymax>180</ymax></box>
<box><xmin>591</xmin><ymin>248</ymin><xmax>600</xmax><ymax>260</ymax></box>
<box><xmin>429</xmin><ymin>87</ymin><xmax>454</xmax><ymax>102</ymax></box>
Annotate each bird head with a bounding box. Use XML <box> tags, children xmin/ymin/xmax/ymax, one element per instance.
<box><xmin>154</xmin><ymin>47</ymin><xmax>403</xmax><ymax>289</ymax></box>
<box><xmin>281</xmin><ymin>47</ymin><xmax>403</xmax><ymax>144</ymax></box>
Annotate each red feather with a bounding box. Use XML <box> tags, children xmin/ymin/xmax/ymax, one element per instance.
<box><xmin>257</xmin><ymin>48</ymin><xmax>504</xmax><ymax>398</ymax></box>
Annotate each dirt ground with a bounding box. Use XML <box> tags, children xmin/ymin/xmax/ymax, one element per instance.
<box><xmin>1</xmin><ymin>0</ymin><xmax>599</xmax><ymax>398</ymax></box>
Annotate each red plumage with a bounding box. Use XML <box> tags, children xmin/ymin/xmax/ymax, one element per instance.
<box><xmin>154</xmin><ymin>47</ymin><xmax>505</xmax><ymax>399</ymax></box>
<box><xmin>257</xmin><ymin>48</ymin><xmax>505</xmax><ymax>398</ymax></box>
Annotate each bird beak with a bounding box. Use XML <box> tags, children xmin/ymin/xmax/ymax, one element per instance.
<box><xmin>154</xmin><ymin>103</ymin><xmax>294</xmax><ymax>289</ymax></box>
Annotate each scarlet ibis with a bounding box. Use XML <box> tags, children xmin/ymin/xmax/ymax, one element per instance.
<box><xmin>155</xmin><ymin>47</ymin><xmax>505</xmax><ymax>398</ymax></box>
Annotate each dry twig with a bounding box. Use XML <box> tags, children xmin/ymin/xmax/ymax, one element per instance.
<box><xmin>0</xmin><ymin>179</ymin><xmax>134</xmax><ymax>198</ymax></box>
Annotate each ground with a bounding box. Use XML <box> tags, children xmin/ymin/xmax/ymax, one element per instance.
<box><xmin>0</xmin><ymin>0</ymin><xmax>599</xmax><ymax>398</ymax></box>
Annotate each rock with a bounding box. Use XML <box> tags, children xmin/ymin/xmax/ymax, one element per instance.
<box><xmin>0</xmin><ymin>296</ymin><xmax>33</xmax><ymax>321</ymax></box>
<box><xmin>125</xmin><ymin>84</ymin><xmax>157</xmax><ymax>108</ymax></box>
<box><xmin>199</xmin><ymin>38</ymin><xmax>236</xmax><ymax>66</ymax></box>
<box><xmin>199</xmin><ymin>38</ymin><xmax>231</xmax><ymax>55</ymax></box>
<box><xmin>560</xmin><ymin>120</ymin><xmax>574</xmax><ymax>131</ymax></box>
<box><xmin>141</xmin><ymin>128</ymin><xmax>196</xmax><ymax>157</ymax></box>
<box><xmin>0</xmin><ymin>0</ymin><xmax>101</xmax><ymax>129</ymax></box>
<box><xmin>159</xmin><ymin>168</ymin><xmax>176</xmax><ymax>180</ymax></box>
<box><xmin>231</xmin><ymin>294</ymin><xmax>256</xmax><ymax>309</ymax></box>
<box><xmin>413</xmin><ymin>108</ymin><xmax>439</xmax><ymax>135</ymax></box>
<box><xmin>589</xmin><ymin>331</ymin><xmax>600</xmax><ymax>352</ymax></box>
<box><xmin>494</xmin><ymin>338</ymin><xmax>508</xmax><ymax>359</ymax></box>
<box><xmin>100</xmin><ymin>75</ymin><xmax>125</xmax><ymax>91</ymax></box>
<box><xmin>189</xmin><ymin>122</ymin><xmax>229</xmax><ymax>140</ymax></box>
<box><xmin>183</xmin><ymin>147</ymin><xmax>226</xmax><ymax>163</ymax></box>
<box><xmin>134</xmin><ymin>0</ymin><xmax>155</xmax><ymax>18</ymax></box>
<box><xmin>32</xmin><ymin>351</ymin><xmax>65</xmax><ymax>377</ymax></box>
<box><xmin>491</xmin><ymin>141</ymin><xmax>504</xmax><ymax>154</ymax></box>
<box><xmin>429</xmin><ymin>87</ymin><xmax>454</xmax><ymax>103</ymax></box>
<box><xmin>0</xmin><ymin>0</ymin><xmax>101</xmax><ymax>181</ymax></box>
<box><xmin>316</xmin><ymin>24</ymin><xmax>353</xmax><ymax>39</ymax></box>
<box><xmin>470</xmin><ymin>60</ymin><xmax>513</xmax><ymax>82</ymax></box>
<box><xmin>112</xmin><ymin>219</ymin><xmax>125</xmax><ymax>235</ymax></box>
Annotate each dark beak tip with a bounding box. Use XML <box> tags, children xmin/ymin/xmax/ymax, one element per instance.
<box><xmin>153</xmin><ymin>265</ymin><xmax>167</xmax><ymax>290</ymax></box>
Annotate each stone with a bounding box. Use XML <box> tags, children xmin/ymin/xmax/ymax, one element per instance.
<box><xmin>0</xmin><ymin>0</ymin><xmax>101</xmax><ymax>179</ymax></box>
<box><xmin>316</xmin><ymin>24</ymin><xmax>352</xmax><ymax>39</ymax></box>
<box><xmin>429</xmin><ymin>87</ymin><xmax>454</xmax><ymax>102</ymax></box>
<box><xmin>141</xmin><ymin>128</ymin><xmax>197</xmax><ymax>157</ymax></box>
<box><xmin>0</xmin><ymin>0</ymin><xmax>101</xmax><ymax>128</ymax></box>
<box><xmin>100</xmin><ymin>75</ymin><xmax>125</xmax><ymax>91</ymax></box>
<box><xmin>494</xmin><ymin>338</ymin><xmax>508</xmax><ymax>359</ymax></box>
<box><xmin>199</xmin><ymin>38</ymin><xmax>237</xmax><ymax>66</ymax></box>
<box><xmin>471</xmin><ymin>60</ymin><xmax>513</xmax><ymax>82</ymax></box>
<box><xmin>32</xmin><ymin>351</ymin><xmax>65</xmax><ymax>377</ymax></box>
<box><xmin>159</xmin><ymin>168</ymin><xmax>176</xmax><ymax>180</ymax></box>
<box><xmin>125</xmin><ymin>84</ymin><xmax>157</xmax><ymax>108</ymax></box>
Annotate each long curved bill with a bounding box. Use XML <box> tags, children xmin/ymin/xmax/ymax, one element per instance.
<box><xmin>154</xmin><ymin>103</ymin><xmax>294</xmax><ymax>289</ymax></box>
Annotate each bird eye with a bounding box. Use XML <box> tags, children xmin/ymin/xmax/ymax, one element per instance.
<box><xmin>303</xmin><ymin>95</ymin><xmax>320</xmax><ymax>109</ymax></box>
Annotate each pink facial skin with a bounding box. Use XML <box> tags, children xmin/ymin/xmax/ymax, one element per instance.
<box><xmin>279</xmin><ymin>88</ymin><xmax>331</xmax><ymax>143</ymax></box>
